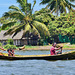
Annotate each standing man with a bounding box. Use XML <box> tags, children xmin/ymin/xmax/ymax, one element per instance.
<box><xmin>50</xmin><ymin>43</ymin><xmax>62</xmax><ymax>55</ymax></box>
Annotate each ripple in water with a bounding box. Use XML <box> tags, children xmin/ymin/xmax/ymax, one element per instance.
<box><xmin>0</xmin><ymin>50</ymin><xmax>75</xmax><ymax>75</ymax></box>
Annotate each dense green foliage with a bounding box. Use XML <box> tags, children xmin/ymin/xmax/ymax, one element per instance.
<box><xmin>0</xmin><ymin>42</ymin><xmax>2</xmax><ymax>46</ymax></box>
<box><xmin>48</xmin><ymin>11</ymin><xmax>75</xmax><ymax>36</ymax></box>
<box><xmin>35</xmin><ymin>8</ymin><xmax>75</xmax><ymax>44</ymax></box>
<box><xmin>37</xmin><ymin>38</ymin><xmax>44</xmax><ymax>45</ymax></box>
<box><xmin>34</xmin><ymin>8</ymin><xmax>75</xmax><ymax>36</ymax></box>
<box><xmin>4</xmin><ymin>44</ymin><xmax>16</xmax><ymax>49</ymax></box>
<box><xmin>0</xmin><ymin>39</ymin><xmax>16</xmax><ymax>49</ymax></box>
<box><xmin>34</xmin><ymin>8</ymin><xmax>55</xmax><ymax>25</ymax></box>
<box><xmin>7</xmin><ymin>39</ymin><xmax>14</xmax><ymax>45</ymax></box>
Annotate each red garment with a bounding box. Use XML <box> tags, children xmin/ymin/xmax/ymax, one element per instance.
<box><xmin>12</xmin><ymin>50</ymin><xmax>14</xmax><ymax>53</ymax></box>
<box><xmin>50</xmin><ymin>46</ymin><xmax>56</xmax><ymax>55</ymax></box>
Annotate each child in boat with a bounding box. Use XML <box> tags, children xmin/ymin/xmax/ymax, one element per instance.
<box><xmin>11</xmin><ymin>49</ymin><xmax>15</xmax><ymax>56</ymax></box>
<box><xmin>7</xmin><ymin>49</ymin><xmax>12</xmax><ymax>56</ymax></box>
<box><xmin>50</xmin><ymin>42</ymin><xmax>63</xmax><ymax>55</ymax></box>
<box><xmin>7</xmin><ymin>48</ymin><xmax>15</xmax><ymax>56</ymax></box>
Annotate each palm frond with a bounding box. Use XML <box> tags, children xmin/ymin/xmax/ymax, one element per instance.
<box><xmin>31</xmin><ymin>25</ymin><xmax>40</xmax><ymax>36</ymax></box>
<box><xmin>9</xmin><ymin>5</ymin><xmax>20</xmax><ymax>11</ymax></box>
<box><xmin>2</xmin><ymin>21</ymin><xmax>17</xmax><ymax>30</ymax></box>
<box><xmin>4</xmin><ymin>23</ymin><xmax>24</xmax><ymax>35</ymax></box>
<box><xmin>22</xmin><ymin>23</ymin><xmax>31</xmax><ymax>37</ymax></box>
<box><xmin>60</xmin><ymin>1</ymin><xmax>67</xmax><ymax>13</ymax></box>
<box><xmin>46</xmin><ymin>0</ymin><xmax>54</xmax><ymax>8</ymax></box>
<box><xmin>3</xmin><ymin>10</ymin><xmax>25</xmax><ymax>20</ymax></box>
<box><xmin>34</xmin><ymin>8</ymin><xmax>50</xmax><ymax>15</ymax></box>
<box><xmin>40</xmin><ymin>0</ymin><xmax>75</xmax><ymax>15</ymax></box>
<box><xmin>40</xmin><ymin>0</ymin><xmax>50</xmax><ymax>4</ymax></box>
<box><xmin>31</xmin><ymin>0</ymin><xmax>36</xmax><ymax>11</ymax></box>
<box><xmin>65</xmin><ymin>0</ymin><xmax>75</xmax><ymax>7</ymax></box>
<box><xmin>17</xmin><ymin>0</ymin><xmax>28</xmax><ymax>14</ymax></box>
<box><xmin>33</xmin><ymin>21</ymin><xmax>50</xmax><ymax>36</ymax></box>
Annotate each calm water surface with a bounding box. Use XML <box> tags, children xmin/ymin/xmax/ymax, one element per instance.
<box><xmin>0</xmin><ymin>50</ymin><xmax>75</xmax><ymax>75</ymax></box>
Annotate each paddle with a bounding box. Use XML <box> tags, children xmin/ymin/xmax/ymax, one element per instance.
<box><xmin>60</xmin><ymin>47</ymin><xmax>62</xmax><ymax>54</ymax></box>
<box><xmin>56</xmin><ymin>45</ymin><xmax>63</xmax><ymax>54</ymax></box>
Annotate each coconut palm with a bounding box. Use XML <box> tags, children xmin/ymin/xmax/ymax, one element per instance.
<box><xmin>40</xmin><ymin>0</ymin><xmax>75</xmax><ymax>15</ymax></box>
<box><xmin>0</xmin><ymin>0</ymin><xmax>50</xmax><ymax>39</ymax></box>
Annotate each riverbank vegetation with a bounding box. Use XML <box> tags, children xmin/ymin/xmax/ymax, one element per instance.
<box><xmin>21</xmin><ymin>43</ymin><xmax>75</xmax><ymax>50</ymax></box>
<box><xmin>0</xmin><ymin>0</ymin><xmax>75</xmax><ymax>47</ymax></box>
<box><xmin>0</xmin><ymin>41</ymin><xmax>75</xmax><ymax>50</ymax></box>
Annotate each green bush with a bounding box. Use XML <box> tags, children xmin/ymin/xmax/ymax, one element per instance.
<box><xmin>0</xmin><ymin>42</ymin><xmax>2</xmax><ymax>46</ymax></box>
<box><xmin>7</xmin><ymin>39</ymin><xmax>14</xmax><ymax>45</ymax></box>
<box><xmin>4</xmin><ymin>44</ymin><xmax>16</xmax><ymax>49</ymax></box>
<box><xmin>37</xmin><ymin>39</ymin><xmax>44</xmax><ymax>46</ymax></box>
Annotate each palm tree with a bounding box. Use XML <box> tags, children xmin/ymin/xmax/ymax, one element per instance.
<box><xmin>0</xmin><ymin>0</ymin><xmax>50</xmax><ymax>43</ymax></box>
<box><xmin>40</xmin><ymin>0</ymin><xmax>75</xmax><ymax>15</ymax></box>
<box><xmin>34</xmin><ymin>8</ymin><xmax>55</xmax><ymax>25</ymax></box>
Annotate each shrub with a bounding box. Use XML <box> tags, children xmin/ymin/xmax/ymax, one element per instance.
<box><xmin>37</xmin><ymin>38</ymin><xmax>44</xmax><ymax>46</ymax></box>
<box><xmin>0</xmin><ymin>42</ymin><xmax>2</xmax><ymax>46</ymax></box>
<box><xmin>4</xmin><ymin>44</ymin><xmax>16</xmax><ymax>49</ymax></box>
<box><xmin>7</xmin><ymin>39</ymin><xmax>14</xmax><ymax>45</ymax></box>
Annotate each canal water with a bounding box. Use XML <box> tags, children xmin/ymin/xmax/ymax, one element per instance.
<box><xmin>0</xmin><ymin>50</ymin><xmax>75</xmax><ymax>75</ymax></box>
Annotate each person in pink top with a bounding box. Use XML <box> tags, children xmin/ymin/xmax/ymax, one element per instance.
<box><xmin>50</xmin><ymin>43</ymin><xmax>62</xmax><ymax>55</ymax></box>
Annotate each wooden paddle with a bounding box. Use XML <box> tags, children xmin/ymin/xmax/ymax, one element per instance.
<box><xmin>56</xmin><ymin>45</ymin><xmax>63</xmax><ymax>54</ymax></box>
<box><xmin>61</xmin><ymin>47</ymin><xmax>62</xmax><ymax>54</ymax></box>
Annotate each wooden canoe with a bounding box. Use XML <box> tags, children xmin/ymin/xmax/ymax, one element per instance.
<box><xmin>0</xmin><ymin>51</ymin><xmax>75</xmax><ymax>60</ymax></box>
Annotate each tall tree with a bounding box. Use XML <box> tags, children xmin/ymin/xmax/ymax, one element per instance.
<box><xmin>0</xmin><ymin>0</ymin><xmax>50</xmax><ymax>39</ymax></box>
<box><xmin>40</xmin><ymin>0</ymin><xmax>75</xmax><ymax>15</ymax></box>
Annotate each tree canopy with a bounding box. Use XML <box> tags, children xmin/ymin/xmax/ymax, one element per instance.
<box><xmin>48</xmin><ymin>10</ymin><xmax>75</xmax><ymax>36</ymax></box>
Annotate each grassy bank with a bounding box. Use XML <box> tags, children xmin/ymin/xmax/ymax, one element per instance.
<box><xmin>63</xmin><ymin>45</ymin><xmax>75</xmax><ymax>49</ymax></box>
<box><xmin>24</xmin><ymin>43</ymin><xmax>75</xmax><ymax>50</ymax></box>
<box><xmin>0</xmin><ymin>43</ymin><xmax>75</xmax><ymax>51</ymax></box>
<box><xmin>57</xmin><ymin>43</ymin><xmax>75</xmax><ymax>49</ymax></box>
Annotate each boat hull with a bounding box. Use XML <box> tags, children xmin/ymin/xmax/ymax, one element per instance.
<box><xmin>0</xmin><ymin>51</ymin><xmax>75</xmax><ymax>60</ymax></box>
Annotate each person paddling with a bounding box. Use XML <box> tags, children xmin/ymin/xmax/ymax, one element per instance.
<box><xmin>7</xmin><ymin>48</ymin><xmax>15</xmax><ymax>56</ymax></box>
<box><xmin>50</xmin><ymin>42</ymin><xmax>63</xmax><ymax>55</ymax></box>
<box><xmin>11</xmin><ymin>49</ymin><xmax>15</xmax><ymax>56</ymax></box>
<box><xmin>7</xmin><ymin>49</ymin><xmax>12</xmax><ymax>56</ymax></box>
